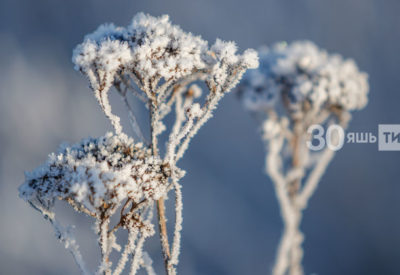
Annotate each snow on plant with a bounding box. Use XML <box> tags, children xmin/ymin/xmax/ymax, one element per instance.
<box><xmin>19</xmin><ymin>12</ymin><xmax>258</xmax><ymax>275</ymax></box>
<box><xmin>237</xmin><ymin>41</ymin><xmax>368</xmax><ymax>275</ymax></box>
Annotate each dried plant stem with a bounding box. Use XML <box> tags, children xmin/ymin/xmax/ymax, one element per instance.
<box><xmin>289</xmin><ymin>122</ymin><xmax>302</xmax><ymax>199</ymax></box>
<box><xmin>170</xmin><ymin>180</ymin><xmax>183</xmax><ymax>267</ymax></box>
<box><xmin>149</xmin><ymin>99</ymin><xmax>173</xmax><ymax>275</ymax></box>
<box><xmin>42</xmin><ymin>210</ymin><xmax>90</xmax><ymax>275</ymax></box>
<box><xmin>274</xmin><ymin>210</ymin><xmax>303</xmax><ymax>275</ymax></box>
<box><xmin>113</xmin><ymin>230</ymin><xmax>139</xmax><ymax>275</ymax></box>
<box><xmin>297</xmin><ymin>147</ymin><xmax>335</xmax><ymax>209</ymax></box>
<box><xmin>287</xmin><ymin>122</ymin><xmax>304</xmax><ymax>275</ymax></box>
<box><xmin>157</xmin><ymin>199</ymin><xmax>172</xmax><ymax>272</ymax></box>
<box><xmin>270</xmin><ymin>120</ymin><xmax>341</xmax><ymax>275</ymax></box>
<box><xmin>267</xmin><ymin>135</ymin><xmax>296</xmax><ymax>275</ymax></box>
<box><xmin>269</xmin><ymin>121</ymin><xmax>305</xmax><ymax>275</ymax></box>
<box><xmin>98</xmin><ymin>216</ymin><xmax>112</xmax><ymax>275</ymax></box>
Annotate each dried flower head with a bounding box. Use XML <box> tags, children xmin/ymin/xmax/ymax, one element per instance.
<box><xmin>19</xmin><ymin>133</ymin><xmax>183</xmax><ymax>215</ymax></box>
<box><xmin>238</xmin><ymin>41</ymin><xmax>368</xmax><ymax>123</ymax></box>
<box><xmin>19</xmin><ymin>133</ymin><xmax>183</xmax><ymax>275</ymax></box>
<box><xmin>72</xmin><ymin>12</ymin><xmax>258</xmax><ymax>134</ymax></box>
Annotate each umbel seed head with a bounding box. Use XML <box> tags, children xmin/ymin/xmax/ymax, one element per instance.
<box><xmin>238</xmin><ymin>41</ymin><xmax>369</xmax><ymax>121</ymax></box>
<box><xmin>19</xmin><ymin>133</ymin><xmax>183</xmax><ymax>215</ymax></box>
<box><xmin>72</xmin><ymin>13</ymin><xmax>258</xmax><ymax>134</ymax></box>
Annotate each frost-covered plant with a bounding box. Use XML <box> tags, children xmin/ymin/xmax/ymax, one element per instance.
<box><xmin>19</xmin><ymin>13</ymin><xmax>258</xmax><ymax>275</ymax></box>
<box><xmin>20</xmin><ymin>133</ymin><xmax>164</xmax><ymax>275</ymax></box>
<box><xmin>237</xmin><ymin>41</ymin><xmax>368</xmax><ymax>275</ymax></box>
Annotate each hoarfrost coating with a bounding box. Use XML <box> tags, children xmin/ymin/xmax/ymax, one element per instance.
<box><xmin>19</xmin><ymin>132</ymin><xmax>183</xmax><ymax>214</ymax></box>
<box><xmin>72</xmin><ymin>12</ymin><xmax>258</xmax><ymax>134</ymax></box>
<box><xmin>239</xmin><ymin>41</ymin><xmax>368</xmax><ymax>119</ymax></box>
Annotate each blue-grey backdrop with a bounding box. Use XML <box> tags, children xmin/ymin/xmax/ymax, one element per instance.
<box><xmin>0</xmin><ymin>0</ymin><xmax>399</xmax><ymax>274</ymax></box>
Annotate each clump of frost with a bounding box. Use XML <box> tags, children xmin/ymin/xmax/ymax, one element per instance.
<box><xmin>19</xmin><ymin>132</ymin><xmax>183</xmax><ymax>214</ymax></box>
<box><xmin>239</xmin><ymin>41</ymin><xmax>368</xmax><ymax>121</ymax></box>
<box><xmin>72</xmin><ymin>12</ymin><xmax>258</xmax><ymax>135</ymax></box>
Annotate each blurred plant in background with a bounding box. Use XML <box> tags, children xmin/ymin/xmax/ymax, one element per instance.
<box><xmin>238</xmin><ymin>41</ymin><xmax>369</xmax><ymax>275</ymax></box>
<box><xmin>19</xmin><ymin>13</ymin><xmax>258</xmax><ymax>275</ymax></box>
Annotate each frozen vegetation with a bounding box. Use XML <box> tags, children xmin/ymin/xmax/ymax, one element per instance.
<box><xmin>19</xmin><ymin>12</ymin><xmax>258</xmax><ymax>275</ymax></box>
<box><xmin>18</xmin><ymin>11</ymin><xmax>371</xmax><ymax>275</ymax></box>
<box><xmin>238</xmin><ymin>40</ymin><xmax>369</xmax><ymax>275</ymax></box>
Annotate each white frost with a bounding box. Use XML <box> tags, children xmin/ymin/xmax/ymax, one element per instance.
<box><xmin>239</xmin><ymin>40</ymin><xmax>368</xmax><ymax>117</ymax></box>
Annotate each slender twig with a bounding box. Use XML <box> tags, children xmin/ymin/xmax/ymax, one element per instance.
<box><xmin>148</xmin><ymin>97</ymin><xmax>172</xmax><ymax>274</ymax></box>
<box><xmin>65</xmin><ymin>197</ymin><xmax>97</xmax><ymax>218</ymax></box>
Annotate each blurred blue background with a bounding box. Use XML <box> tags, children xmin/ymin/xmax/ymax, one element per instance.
<box><xmin>0</xmin><ymin>0</ymin><xmax>399</xmax><ymax>274</ymax></box>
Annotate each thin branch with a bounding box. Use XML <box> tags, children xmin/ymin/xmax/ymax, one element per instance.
<box><xmin>141</xmin><ymin>252</ymin><xmax>157</xmax><ymax>275</ymax></box>
<box><xmin>175</xmin><ymin>92</ymin><xmax>223</xmax><ymax>161</ymax></box>
<box><xmin>156</xmin><ymin>199</ymin><xmax>172</xmax><ymax>273</ymax></box>
<box><xmin>130</xmin><ymin>203</ymin><xmax>155</xmax><ymax>275</ymax></box>
<box><xmin>97</xmin><ymin>216</ymin><xmax>112</xmax><ymax>275</ymax></box>
<box><xmin>29</xmin><ymin>202</ymin><xmax>91</xmax><ymax>275</ymax></box>
<box><xmin>148</xmin><ymin>96</ymin><xmax>172</xmax><ymax>274</ymax></box>
<box><xmin>267</xmin><ymin>135</ymin><xmax>294</xmax><ymax>275</ymax></box>
<box><xmin>170</xmin><ymin>180</ymin><xmax>183</xmax><ymax>267</ymax></box>
<box><xmin>65</xmin><ymin>197</ymin><xmax>97</xmax><ymax>218</ymax></box>
<box><xmin>297</xmin><ymin>146</ymin><xmax>335</xmax><ymax>210</ymax></box>
<box><xmin>113</xmin><ymin>230</ymin><xmax>139</xmax><ymax>275</ymax></box>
